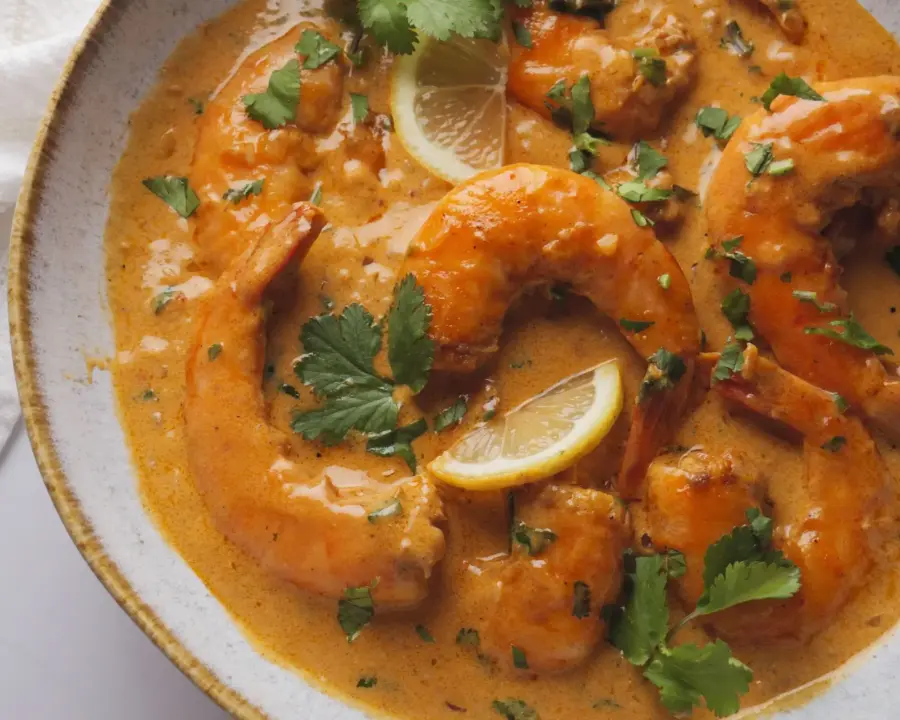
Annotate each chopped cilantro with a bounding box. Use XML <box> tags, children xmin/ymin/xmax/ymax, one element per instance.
<box><xmin>695</xmin><ymin>107</ymin><xmax>741</xmax><ymax>142</ymax></box>
<box><xmin>295</xmin><ymin>29</ymin><xmax>341</xmax><ymax>69</ymax></box>
<box><xmin>658</xmin><ymin>274</ymin><xmax>672</xmax><ymax>290</ymax></box>
<box><xmin>492</xmin><ymin>698</ymin><xmax>539</xmax><ymax>720</ymax></box>
<box><xmin>620</xmin><ymin>318</ymin><xmax>655</xmax><ymax>333</ymax></box>
<box><xmin>357</xmin><ymin>676</ymin><xmax>377</xmax><ymax>688</ymax></box>
<box><xmin>574</xmin><ymin>132</ymin><xmax>609</xmax><ymax>155</ymax></box>
<box><xmin>761</xmin><ymin>72</ymin><xmax>825</xmax><ymax>110</ymax></box>
<box><xmin>768</xmin><ymin>158</ymin><xmax>795</xmax><ymax>176</ymax></box>
<box><xmin>243</xmin><ymin>59</ymin><xmax>301</xmax><ymax>129</ymax></box>
<box><xmin>793</xmin><ymin>290</ymin><xmax>837</xmax><ymax>313</ymax></box>
<box><xmin>744</xmin><ymin>142</ymin><xmax>774</xmax><ymax>176</ymax></box>
<box><xmin>721</xmin><ymin>288</ymin><xmax>754</xmax><ymax>340</ymax></box>
<box><xmin>143</xmin><ymin>176</ymin><xmax>199</xmax><ymax>218</ymax></box>
<box><xmin>512</xmin><ymin>646</ymin><xmax>529</xmax><ymax>669</ymax></box>
<box><xmin>223</xmin><ymin>179</ymin><xmax>264</xmax><ymax>204</ymax></box>
<box><xmin>139</xmin><ymin>389</ymin><xmax>157</xmax><ymax>402</ymax></box>
<box><xmin>689</xmin><ymin>561</ymin><xmax>800</xmax><ymax>620</ymax></box>
<box><xmin>309</xmin><ymin>182</ymin><xmax>323</xmax><ymax>206</ymax></box>
<box><xmin>633</xmin><ymin>140</ymin><xmax>668</xmax><ymax>180</ymax></box>
<box><xmin>617</xmin><ymin>181</ymin><xmax>672</xmax><ymax>203</ymax></box>
<box><xmin>512</xmin><ymin>20</ymin><xmax>532</xmax><ymax>48</ymax></box>
<box><xmin>338</xmin><ymin>582</ymin><xmax>376</xmax><ymax>642</ymax></box>
<box><xmin>663</xmin><ymin>549</ymin><xmax>686</xmax><ymax>579</ymax></box>
<box><xmin>720</xmin><ymin>20</ymin><xmax>754</xmax><ymax>57</ymax></box>
<box><xmin>780</xmin><ymin>271</ymin><xmax>793</xmax><ymax>283</ymax></box>
<box><xmin>571</xmin><ymin>74</ymin><xmax>595</xmax><ymax>135</ymax></box>
<box><xmin>350</xmin><ymin>92</ymin><xmax>370</xmax><ymax>124</ymax></box>
<box><xmin>416</xmin><ymin>624</ymin><xmax>436</xmax><ymax>643</ymax></box>
<box><xmin>435</xmin><ymin>395</ymin><xmax>468</xmax><ymax>431</ymax></box>
<box><xmin>187</xmin><ymin>96</ymin><xmax>206</xmax><ymax>115</ymax></box>
<box><xmin>712</xmin><ymin>341</ymin><xmax>745</xmax><ymax>384</ymax></box>
<box><xmin>456</xmin><ymin>628</ymin><xmax>480</xmax><ymax>646</ymax></box>
<box><xmin>366</xmin><ymin>418</ymin><xmax>428</xmax><ymax>471</ymax></box>
<box><xmin>368</xmin><ymin>497</ymin><xmax>402</xmax><ymax>522</ymax></box>
<box><xmin>573</xmin><ymin>581</ymin><xmax>591</xmax><ymax>618</ymax></box>
<box><xmin>821</xmin><ymin>435</ymin><xmax>847</xmax><ymax>452</ymax></box>
<box><xmin>639</xmin><ymin>348</ymin><xmax>687</xmax><ymax>401</ymax></box>
<box><xmin>512</xmin><ymin>521</ymin><xmax>557</xmax><ymax>556</ymax></box>
<box><xmin>804</xmin><ymin>315</ymin><xmax>893</xmax><ymax>355</ymax></box>
<box><xmin>632</xmin><ymin>48</ymin><xmax>667</xmax><ymax>86</ymax></box>
<box><xmin>833</xmin><ymin>393</ymin><xmax>849</xmax><ymax>413</ymax></box>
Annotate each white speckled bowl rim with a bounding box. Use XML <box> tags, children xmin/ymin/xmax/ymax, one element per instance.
<box><xmin>8</xmin><ymin>0</ymin><xmax>900</xmax><ymax>718</ymax></box>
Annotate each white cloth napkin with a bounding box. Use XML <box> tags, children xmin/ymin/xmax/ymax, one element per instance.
<box><xmin>0</xmin><ymin>0</ymin><xmax>101</xmax><ymax>449</ymax></box>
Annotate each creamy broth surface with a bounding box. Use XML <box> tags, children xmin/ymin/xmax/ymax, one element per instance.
<box><xmin>106</xmin><ymin>1</ymin><xmax>900</xmax><ymax>717</ymax></box>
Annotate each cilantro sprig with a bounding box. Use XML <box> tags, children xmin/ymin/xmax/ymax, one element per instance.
<box><xmin>609</xmin><ymin>509</ymin><xmax>801</xmax><ymax>717</ymax></box>
<box><xmin>243</xmin><ymin>59</ymin><xmax>301</xmax><ymax>129</ymax></box>
<box><xmin>291</xmin><ymin>274</ymin><xmax>435</xmax><ymax>447</ymax></box>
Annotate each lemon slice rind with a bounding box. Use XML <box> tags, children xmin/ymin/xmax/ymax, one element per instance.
<box><xmin>428</xmin><ymin>361</ymin><xmax>623</xmax><ymax>490</ymax></box>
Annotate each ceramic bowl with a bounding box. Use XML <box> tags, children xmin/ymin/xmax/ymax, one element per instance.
<box><xmin>9</xmin><ymin>0</ymin><xmax>900</xmax><ymax>717</ymax></box>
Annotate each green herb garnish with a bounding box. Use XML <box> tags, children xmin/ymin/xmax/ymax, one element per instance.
<box><xmin>243</xmin><ymin>59</ymin><xmax>301</xmax><ymax>129</ymax></box>
<box><xmin>143</xmin><ymin>176</ymin><xmax>200</xmax><ymax>218</ymax></box>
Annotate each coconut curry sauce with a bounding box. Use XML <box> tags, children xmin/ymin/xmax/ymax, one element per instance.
<box><xmin>105</xmin><ymin>0</ymin><xmax>900</xmax><ymax>717</ymax></box>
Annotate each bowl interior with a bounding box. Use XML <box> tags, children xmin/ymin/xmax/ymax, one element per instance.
<box><xmin>9</xmin><ymin>0</ymin><xmax>900</xmax><ymax>718</ymax></box>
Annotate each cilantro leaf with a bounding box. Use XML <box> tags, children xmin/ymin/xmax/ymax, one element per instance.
<box><xmin>512</xmin><ymin>522</ymin><xmax>557</xmax><ymax>556</ymax></box>
<box><xmin>435</xmin><ymin>395</ymin><xmax>468</xmax><ymax>431</ymax></box>
<box><xmin>761</xmin><ymin>72</ymin><xmax>825</xmax><ymax>111</ymax></box>
<box><xmin>358</xmin><ymin>0</ymin><xmax>417</xmax><ymax>54</ymax></box>
<box><xmin>712</xmin><ymin>341</ymin><xmax>744</xmax><ymax>384</ymax></box>
<box><xmin>695</xmin><ymin>107</ymin><xmax>741</xmax><ymax>142</ymax></box>
<box><xmin>620</xmin><ymin>318</ymin><xmax>655</xmax><ymax>333</ymax></box>
<box><xmin>296</xmin><ymin>304</ymin><xmax>390</xmax><ymax>396</ymax></box>
<box><xmin>804</xmin><ymin>315</ymin><xmax>893</xmax><ymax>355</ymax></box>
<box><xmin>720</xmin><ymin>20</ymin><xmax>754</xmax><ymax>57</ymax></box>
<box><xmin>793</xmin><ymin>290</ymin><xmax>837</xmax><ymax>313</ymax></box>
<box><xmin>416</xmin><ymin>624</ymin><xmax>436</xmax><ymax>643</ymax></box>
<box><xmin>768</xmin><ymin>158</ymin><xmax>795</xmax><ymax>176</ymax></box>
<box><xmin>492</xmin><ymin>699</ymin><xmax>540</xmax><ymax>720</ymax></box>
<box><xmin>388</xmin><ymin>274</ymin><xmax>435</xmax><ymax>392</ymax></box>
<box><xmin>638</xmin><ymin>348</ymin><xmax>687</xmax><ymax>401</ymax></box>
<box><xmin>631</xmin><ymin>208</ymin><xmax>654</xmax><ymax>227</ymax></box>
<box><xmin>721</xmin><ymin>288</ymin><xmax>753</xmax><ymax>340</ymax></box>
<box><xmin>243</xmin><ymin>59</ymin><xmax>301</xmax><ymax>129</ymax></box>
<box><xmin>207</xmin><ymin>343</ymin><xmax>223</xmax><ymax>361</ymax></box>
<box><xmin>512</xmin><ymin>20</ymin><xmax>532</xmax><ymax>48</ymax></box>
<box><xmin>632</xmin><ymin>48</ymin><xmax>667</xmax><ymax>86</ymax></box>
<box><xmin>143</xmin><ymin>176</ymin><xmax>200</xmax><ymax>218</ymax></box>
<box><xmin>338</xmin><ymin>583</ymin><xmax>377</xmax><ymax>641</ymax></box>
<box><xmin>351</xmin><ymin>93</ymin><xmax>370</xmax><ymax>124</ymax></box>
<box><xmin>368</xmin><ymin>497</ymin><xmax>402</xmax><ymax>522</ymax></box>
<box><xmin>643</xmin><ymin>640</ymin><xmax>752</xmax><ymax>718</ymax></box>
<box><xmin>617</xmin><ymin>181</ymin><xmax>672</xmax><ymax>203</ymax></box>
<box><xmin>291</xmin><ymin>388</ymin><xmax>399</xmax><ymax>443</ymax></box>
<box><xmin>821</xmin><ymin>435</ymin><xmax>847</xmax><ymax>452</ymax></box>
<box><xmin>512</xmin><ymin>646</ymin><xmax>529</xmax><ymax>669</ymax></box>
<box><xmin>295</xmin><ymin>29</ymin><xmax>341</xmax><ymax>69</ymax></box>
<box><xmin>357</xmin><ymin>676</ymin><xmax>377</xmax><ymax>688</ymax></box>
<box><xmin>663</xmin><ymin>549</ymin><xmax>686</xmax><ymax>579</ymax></box>
<box><xmin>745</xmin><ymin>507</ymin><xmax>773</xmax><ymax>546</ymax></box>
<box><xmin>406</xmin><ymin>0</ymin><xmax>502</xmax><ymax>42</ymax></box>
<box><xmin>456</xmin><ymin>628</ymin><xmax>480</xmax><ymax>646</ymax></box>
<box><xmin>692</xmin><ymin>561</ymin><xmax>801</xmax><ymax>618</ymax></box>
<box><xmin>573</xmin><ymin>581</ymin><xmax>591</xmax><ymax>618</ymax></box>
<box><xmin>610</xmin><ymin>555</ymin><xmax>669</xmax><ymax>666</ymax></box>
<box><xmin>744</xmin><ymin>142</ymin><xmax>774</xmax><ymax>176</ymax></box>
<box><xmin>633</xmin><ymin>141</ymin><xmax>668</xmax><ymax>180</ymax></box>
<box><xmin>570</xmin><ymin>74</ymin><xmax>594</xmax><ymax>135</ymax></box>
<box><xmin>223</xmin><ymin>179</ymin><xmax>264</xmax><ymax>204</ymax></box>
<box><xmin>366</xmin><ymin>418</ymin><xmax>428</xmax><ymax>471</ymax></box>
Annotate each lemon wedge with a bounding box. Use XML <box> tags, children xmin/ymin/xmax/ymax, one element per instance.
<box><xmin>390</xmin><ymin>35</ymin><xmax>508</xmax><ymax>183</ymax></box>
<box><xmin>429</xmin><ymin>361</ymin><xmax>624</xmax><ymax>491</ymax></box>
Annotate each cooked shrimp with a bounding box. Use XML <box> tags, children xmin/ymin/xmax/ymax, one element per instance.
<box><xmin>190</xmin><ymin>24</ymin><xmax>344</xmax><ymax>272</ymax></box>
<box><xmin>508</xmin><ymin>2</ymin><xmax>696</xmax><ymax>139</ymax></box>
<box><xmin>750</xmin><ymin>0</ymin><xmax>806</xmax><ymax>42</ymax></box>
<box><xmin>402</xmin><ymin>164</ymin><xmax>700</xmax><ymax>495</ymax></box>
<box><xmin>706</xmin><ymin>76</ymin><xmax>900</xmax><ymax>437</ymax></box>
<box><xmin>464</xmin><ymin>485</ymin><xmax>628</xmax><ymax>674</ymax></box>
<box><xmin>642</xmin><ymin>347</ymin><xmax>891</xmax><ymax>640</ymax></box>
<box><xmin>184</xmin><ymin>204</ymin><xmax>445</xmax><ymax>607</ymax></box>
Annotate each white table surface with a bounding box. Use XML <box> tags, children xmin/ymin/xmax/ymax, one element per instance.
<box><xmin>0</xmin><ymin>208</ymin><xmax>228</xmax><ymax>718</ymax></box>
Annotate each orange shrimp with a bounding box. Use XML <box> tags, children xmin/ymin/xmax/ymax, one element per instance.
<box><xmin>189</xmin><ymin>24</ymin><xmax>345</xmax><ymax>272</ymax></box>
<box><xmin>402</xmin><ymin>164</ymin><xmax>700</xmax><ymax>496</ymax></box>
<box><xmin>706</xmin><ymin>76</ymin><xmax>900</xmax><ymax>437</ymax></box>
<box><xmin>184</xmin><ymin>205</ymin><xmax>445</xmax><ymax>608</ymax></box>
<box><xmin>508</xmin><ymin>1</ymin><xmax>696</xmax><ymax>139</ymax></box>
<box><xmin>464</xmin><ymin>484</ymin><xmax>628</xmax><ymax>674</ymax></box>
<box><xmin>643</xmin><ymin>347</ymin><xmax>892</xmax><ymax>641</ymax></box>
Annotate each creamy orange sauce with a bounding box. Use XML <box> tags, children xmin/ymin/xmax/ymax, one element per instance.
<box><xmin>105</xmin><ymin>1</ymin><xmax>900</xmax><ymax>717</ymax></box>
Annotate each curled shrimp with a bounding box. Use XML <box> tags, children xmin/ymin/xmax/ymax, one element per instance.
<box><xmin>401</xmin><ymin>164</ymin><xmax>700</xmax><ymax>495</ymax></box>
<box><xmin>189</xmin><ymin>24</ymin><xmax>345</xmax><ymax>272</ymax></box>
<box><xmin>184</xmin><ymin>205</ymin><xmax>445</xmax><ymax>608</ymax></box>
<box><xmin>464</xmin><ymin>484</ymin><xmax>628</xmax><ymax>674</ymax></box>
<box><xmin>706</xmin><ymin>76</ymin><xmax>900</xmax><ymax>437</ymax></box>
<box><xmin>642</xmin><ymin>346</ymin><xmax>891</xmax><ymax>640</ymax></box>
<box><xmin>508</xmin><ymin>1</ymin><xmax>696</xmax><ymax>139</ymax></box>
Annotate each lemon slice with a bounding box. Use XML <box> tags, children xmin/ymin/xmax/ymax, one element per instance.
<box><xmin>390</xmin><ymin>35</ymin><xmax>508</xmax><ymax>183</ymax></box>
<box><xmin>429</xmin><ymin>361</ymin><xmax>623</xmax><ymax>490</ymax></box>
